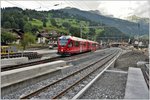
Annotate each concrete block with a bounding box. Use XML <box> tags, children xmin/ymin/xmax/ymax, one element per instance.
<box><xmin>124</xmin><ymin>67</ymin><xmax>149</xmax><ymax>99</ymax></box>
<box><xmin>1</xmin><ymin>57</ymin><xmax>28</xmax><ymax>67</ymax></box>
<box><xmin>1</xmin><ymin>60</ymin><xmax>66</xmax><ymax>88</ymax></box>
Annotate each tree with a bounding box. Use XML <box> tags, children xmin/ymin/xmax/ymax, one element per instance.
<box><xmin>3</xmin><ymin>21</ymin><xmax>11</xmax><ymax>28</ymax></box>
<box><xmin>12</xmin><ymin>21</ymin><xmax>19</xmax><ymax>29</ymax></box>
<box><xmin>1</xmin><ymin>32</ymin><xmax>16</xmax><ymax>44</ymax></box>
<box><xmin>23</xmin><ymin>15</ymin><xmax>28</xmax><ymax>21</ymax></box>
<box><xmin>43</xmin><ymin>20</ymin><xmax>46</xmax><ymax>27</ymax></box>
<box><xmin>88</xmin><ymin>28</ymin><xmax>96</xmax><ymax>40</ymax></box>
<box><xmin>89</xmin><ymin>28</ymin><xmax>96</xmax><ymax>35</ymax></box>
<box><xmin>31</xmin><ymin>25</ymin><xmax>39</xmax><ymax>34</ymax></box>
<box><xmin>8</xmin><ymin>17</ymin><xmax>14</xmax><ymax>24</ymax></box>
<box><xmin>62</xmin><ymin>22</ymin><xmax>71</xmax><ymax>34</ymax></box>
<box><xmin>42</xmin><ymin>18</ymin><xmax>47</xmax><ymax>27</ymax></box>
<box><xmin>18</xmin><ymin>18</ymin><xmax>25</xmax><ymax>30</ymax></box>
<box><xmin>23</xmin><ymin>23</ymin><xmax>32</xmax><ymax>32</ymax></box>
<box><xmin>69</xmin><ymin>26</ymin><xmax>80</xmax><ymax>37</ymax></box>
<box><xmin>29</xmin><ymin>17</ymin><xmax>33</xmax><ymax>21</ymax></box>
<box><xmin>50</xmin><ymin>18</ymin><xmax>57</xmax><ymax>27</ymax></box>
<box><xmin>62</xmin><ymin>22</ymin><xmax>71</xmax><ymax>29</ymax></box>
<box><xmin>20</xmin><ymin>33</ymin><xmax>36</xmax><ymax>50</ymax></box>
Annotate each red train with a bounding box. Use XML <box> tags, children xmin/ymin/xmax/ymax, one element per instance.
<box><xmin>57</xmin><ymin>36</ymin><xmax>99</xmax><ymax>56</ymax></box>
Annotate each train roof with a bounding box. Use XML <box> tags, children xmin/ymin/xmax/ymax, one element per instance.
<box><xmin>59</xmin><ymin>35</ymin><xmax>98</xmax><ymax>43</ymax></box>
<box><xmin>59</xmin><ymin>36</ymin><xmax>86</xmax><ymax>41</ymax></box>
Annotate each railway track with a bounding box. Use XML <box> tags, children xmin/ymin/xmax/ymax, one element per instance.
<box><xmin>1</xmin><ymin>49</ymin><xmax>110</xmax><ymax>72</ymax></box>
<box><xmin>20</xmin><ymin>49</ymin><xmax>120</xmax><ymax>99</ymax></box>
<box><xmin>1</xmin><ymin>51</ymin><xmax>93</xmax><ymax>72</ymax></box>
<box><xmin>1</xmin><ymin>56</ymin><xmax>60</xmax><ymax>72</ymax></box>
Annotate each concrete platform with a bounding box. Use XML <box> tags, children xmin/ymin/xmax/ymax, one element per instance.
<box><xmin>1</xmin><ymin>57</ymin><xmax>29</xmax><ymax>68</ymax></box>
<box><xmin>124</xmin><ymin>67</ymin><xmax>149</xmax><ymax>99</ymax></box>
<box><xmin>1</xmin><ymin>60</ymin><xmax>66</xmax><ymax>88</ymax></box>
<box><xmin>22</xmin><ymin>49</ymin><xmax>57</xmax><ymax>55</ymax></box>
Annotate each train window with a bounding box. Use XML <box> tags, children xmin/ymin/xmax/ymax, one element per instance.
<box><xmin>75</xmin><ymin>41</ymin><xmax>79</xmax><ymax>47</ymax></box>
<box><xmin>68</xmin><ymin>41</ymin><xmax>73</xmax><ymax>47</ymax></box>
<box><xmin>92</xmin><ymin>44</ymin><xmax>96</xmax><ymax>47</ymax></box>
<box><xmin>59</xmin><ymin>39</ymin><xmax>68</xmax><ymax>46</ymax></box>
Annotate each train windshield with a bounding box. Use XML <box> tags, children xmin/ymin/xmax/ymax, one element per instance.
<box><xmin>59</xmin><ymin>39</ymin><xmax>68</xmax><ymax>46</ymax></box>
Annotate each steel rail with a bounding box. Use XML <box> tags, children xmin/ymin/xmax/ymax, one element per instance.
<box><xmin>72</xmin><ymin>50</ymin><xmax>122</xmax><ymax>99</ymax></box>
<box><xmin>1</xmin><ymin>56</ymin><xmax>61</xmax><ymax>71</ymax></box>
<box><xmin>2</xmin><ymin>51</ymin><xmax>93</xmax><ymax>72</ymax></box>
<box><xmin>52</xmin><ymin>51</ymin><xmax>120</xmax><ymax>99</ymax></box>
<box><xmin>20</xmin><ymin>50</ymin><xmax>118</xmax><ymax>99</ymax></box>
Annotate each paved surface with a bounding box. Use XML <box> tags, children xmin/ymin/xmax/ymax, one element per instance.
<box><xmin>124</xmin><ymin>67</ymin><xmax>149</xmax><ymax>99</ymax></box>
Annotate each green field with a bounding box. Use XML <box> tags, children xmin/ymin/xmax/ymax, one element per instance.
<box><xmin>29</xmin><ymin>18</ymin><xmax>91</xmax><ymax>34</ymax></box>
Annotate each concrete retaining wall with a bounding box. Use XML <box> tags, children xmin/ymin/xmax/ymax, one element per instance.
<box><xmin>1</xmin><ymin>60</ymin><xmax>66</xmax><ymax>88</ymax></box>
<box><xmin>1</xmin><ymin>57</ymin><xmax>28</xmax><ymax>67</ymax></box>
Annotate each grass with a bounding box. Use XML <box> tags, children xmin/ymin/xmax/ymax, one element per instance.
<box><xmin>30</xmin><ymin>19</ymin><xmax>43</xmax><ymax>26</ymax></box>
<box><xmin>29</xmin><ymin>18</ymin><xmax>96</xmax><ymax>35</ymax></box>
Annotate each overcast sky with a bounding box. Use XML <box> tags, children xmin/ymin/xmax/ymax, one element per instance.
<box><xmin>1</xmin><ymin>0</ymin><xmax>150</xmax><ymax>19</ymax></box>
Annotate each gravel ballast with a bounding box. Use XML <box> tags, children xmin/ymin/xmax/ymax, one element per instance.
<box><xmin>114</xmin><ymin>50</ymin><xmax>149</xmax><ymax>71</ymax></box>
<box><xmin>80</xmin><ymin>71</ymin><xmax>127</xmax><ymax>99</ymax></box>
<box><xmin>2</xmin><ymin>48</ymin><xmax>116</xmax><ymax>99</ymax></box>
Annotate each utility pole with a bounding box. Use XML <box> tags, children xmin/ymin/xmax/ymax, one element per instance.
<box><xmin>138</xmin><ymin>23</ymin><xmax>140</xmax><ymax>49</ymax></box>
<box><xmin>80</xmin><ymin>24</ymin><xmax>82</xmax><ymax>38</ymax></box>
<box><xmin>68</xmin><ymin>27</ymin><xmax>70</xmax><ymax>35</ymax></box>
<box><xmin>80</xmin><ymin>24</ymin><xmax>82</xmax><ymax>52</ymax></box>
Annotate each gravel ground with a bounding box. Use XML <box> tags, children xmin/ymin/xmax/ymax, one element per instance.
<box><xmin>114</xmin><ymin>50</ymin><xmax>149</xmax><ymax>71</ymax></box>
<box><xmin>59</xmin><ymin>54</ymin><xmax>117</xmax><ymax>99</ymax></box>
<box><xmin>31</xmin><ymin>51</ymin><xmax>118</xmax><ymax>99</ymax></box>
<box><xmin>2</xmin><ymin>48</ymin><xmax>117</xmax><ymax>99</ymax></box>
<box><xmin>80</xmin><ymin>71</ymin><xmax>127</xmax><ymax>99</ymax></box>
<box><xmin>30</xmin><ymin>50</ymin><xmax>118</xmax><ymax>99</ymax></box>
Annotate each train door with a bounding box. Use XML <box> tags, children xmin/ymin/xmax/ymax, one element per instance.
<box><xmin>87</xmin><ymin>42</ymin><xmax>90</xmax><ymax>51</ymax></box>
<box><xmin>80</xmin><ymin>41</ymin><xmax>82</xmax><ymax>53</ymax></box>
<box><xmin>74</xmin><ymin>41</ymin><xmax>80</xmax><ymax>53</ymax></box>
<box><xmin>83</xmin><ymin>42</ymin><xmax>86</xmax><ymax>52</ymax></box>
<box><xmin>68</xmin><ymin>40</ymin><xmax>73</xmax><ymax>53</ymax></box>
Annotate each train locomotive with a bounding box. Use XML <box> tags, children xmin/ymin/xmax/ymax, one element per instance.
<box><xmin>57</xmin><ymin>35</ymin><xmax>99</xmax><ymax>56</ymax></box>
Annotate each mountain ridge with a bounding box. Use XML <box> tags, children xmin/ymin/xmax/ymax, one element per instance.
<box><xmin>61</xmin><ymin>8</ymin><xmax>149</xmax><ymax>36</ymax></box>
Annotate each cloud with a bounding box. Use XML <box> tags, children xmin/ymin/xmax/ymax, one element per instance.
<box><xmin>1</xmin><ymin>0</ymin><xmax>149</xmax><ymax>19</ymax></box>
<box><xmin>133</xmin><ymin>1</ymin><xmax>150</xmax><ymax>18</ymax></box>
<box><xmin>97</xmin><ymin>1</ymin><xmax>149</xmax><ymax>19</ymax></box>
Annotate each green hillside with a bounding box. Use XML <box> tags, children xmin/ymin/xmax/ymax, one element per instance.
<box><xmin>1</xmin><ymin>7</ymin><xmax>129</xmax><ymax>42</ymax></box>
